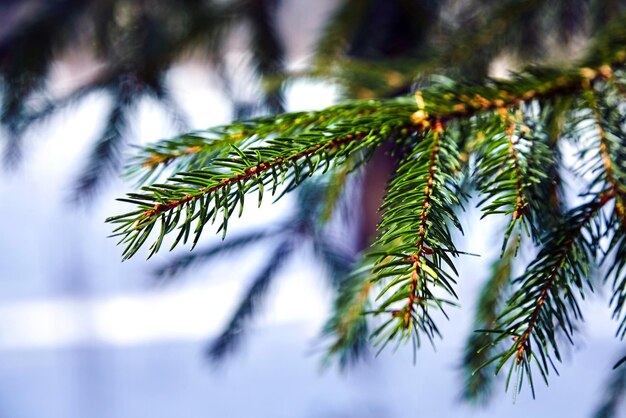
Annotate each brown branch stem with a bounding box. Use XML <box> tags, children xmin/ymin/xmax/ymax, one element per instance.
<box><xmin>404</xmin><ymin>120</ymin><xmax>443</xmax><ymax>327</ymax></box>
<box><xmin>138</xmin><ymin>132</ymin><xmax>368</xmax><ymax>224</ymax></box>
<box><xmin>587</xmin><ymin>89</ymin><xmax>626</xmax><ymax>228</ymax></box>
<box><xmin>514</xmin><ymin>190</ymin><xmax>614</xmax><ymax>364</ymax></box>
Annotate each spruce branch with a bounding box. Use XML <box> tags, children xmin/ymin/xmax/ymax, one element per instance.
<box><xmin>583</xmin><ymin>86</ymin><xmax>626</xmax><ymax>222</ymax></box>
<box><xmin>127</xmin><ymin>103</ymin><xmax>386</xmax><ymax>184</ymax></box>
<box><xmin>488</xmin><ymin>192</ymin><xmax>613</xmax><ymax>397</ymax></box>
<box><xmin>108</xmin><ymin>22</ymin><xmax>626</xmax><ymax>397</ymax></box>
<box><xmin>473</xmin><ymin>108</ymin><xmax>538</xmax><ymax>251</ymax></box>
<box><xmin>127</xmin><ymin>127</ymin><xmax>250</xmax><ymax>185</ymax></box>
<box><xmin>364</xmin><ymin>121</ymin><xmax>464</xmax><ymax>353</ymax></box>
<box><xmin>588</xmin><ymin>81</ymin><xmax>626</xmax><ymax>339</ymax></box>
<box><xmin>109</xmin><ymin>62</ymin><xmax>626</xmax><ymax>271</ymax></box>
<box><xmin>109</xmin><ymin>129</ymin><xmax>378</xmax><ymax>260</ymax></box>
<box><xmin>523</xmin><ymin>109</ymin><xmax>566</xmax><ymax>233</ymax></box>
<box><xmin>111</xmin><ymin>57</ymin><xmax>626</xmax><ymax>260</ymax></box>
<box><xmin>319</xmin><ymin>60</ymin><xmax>626</xmax><ymax>366</ymax></box>
<box><xmin>108</xmin><ymin>99</ymin><xmax>417</xmax><ymax>260</ymax></box>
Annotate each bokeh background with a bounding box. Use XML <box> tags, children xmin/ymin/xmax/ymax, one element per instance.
<box><xmin>0</xmin><ymin>1</ymin><xmax>624</xmax><ymax>417</ymax></box>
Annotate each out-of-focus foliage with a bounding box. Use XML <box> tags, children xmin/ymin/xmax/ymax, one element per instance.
<box><xmin>152</xmin><ymin>180</ymin><xmax>354</xmax><ymax>362</ymax></box>
<box><xmin>593</xmin><ymin>352</ymin><xmax>626</xmax><ymax>418</ymax></box>
<box><xmin>1</xmin><ymin>0</ymin><xmax>285</xmax><ymax>198</ymax></box>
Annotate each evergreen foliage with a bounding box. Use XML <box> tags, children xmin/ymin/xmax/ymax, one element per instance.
<box><xmin>6</xmin><ymin>0</ymin><xmax>626</xmax><ymax>413</ymax></box>
<box><xmin>107</xmin><ymin>14</ymin><xmax>626</xmax><ymax>407</ymax></box>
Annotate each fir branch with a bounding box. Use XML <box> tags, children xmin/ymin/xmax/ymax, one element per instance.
<box><xmin>105</xmin><ymin>15</ymin><xmax>626</xmax><ymax>399</ymax></box>
<box><xmin>404</xmin><ymin>123</ymin><xmax>444</xmax><ymax>324</ymax></box>
<box><xmin>523</xmin><ymin>107</ymin><xmax>566</xmax><ymax>233</ymax></box>
<box><xmin>584</xmin><ymin>86</ymin><xmax>626</xmax><ymax>223</ymax></box>
<box><xmin>127</xmin><ymin>128</ymin><xmax>247</xmax><ymax>185</ymax></box>
<box><xmin>587</xmin><ymin>81</ymin><xmax>626</xmax><ymax>338</ymax></box>
<box><xmin>473</xmin><ymin>108</ymin><xmax>536</xmax><ymax>251</ymax></box>
<box><xmin>490</xmin><ymin>192</ymin><xmax>613</xmax><ymax>397</ymax></box>
<box><xmin>127</xmin><ymin>103</ymin><xmax>383</xmax><ymax>184</ymax></box>
<box><xmin>110</xmin><ymin>55</ymin><xmax>626</xmax><ymax>367</ymax></box>
<box><xmin>366</xmin><ymin>121</ymin><xmax>464</xmax><ymax>352</ymax></box>
<box><xmin>112</xmin><ymin>57</ymin><xmax>626</xmax><ymax>260</ymax></box>
<box><xmin>108</xmin><ymin>110</ymin><xmax>406</xmax><ymax>259</ymax></box>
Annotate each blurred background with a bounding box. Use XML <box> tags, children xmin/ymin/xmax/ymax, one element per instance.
<box><xmin>1</xmin><ymin>0</ymin><xmax>625</xmax><ymax>417</ymax></box>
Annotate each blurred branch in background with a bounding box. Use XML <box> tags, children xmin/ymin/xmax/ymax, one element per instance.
<box><xmin>152</xmin><ymin>180</ymin><xmax>356</xmax><ymax>362</ymax></box>
<box><xmin>0</xmin><ymin>0</ymin><xmax>283</xmax><ymax>198</ymax></box>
